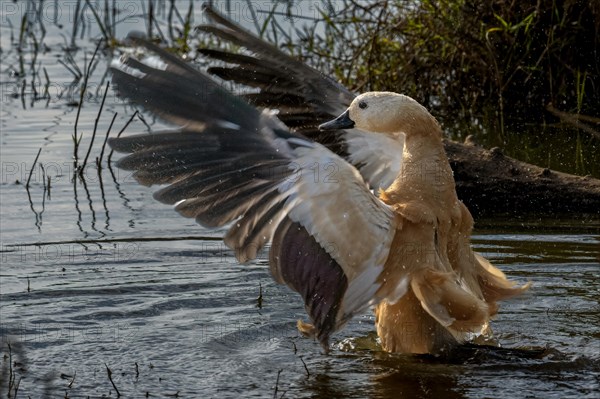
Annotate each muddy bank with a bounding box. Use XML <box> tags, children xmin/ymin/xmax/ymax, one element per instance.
<box><xmin>444</xmin><ymin>139</ymin><xmax>600</xmax><ymax>221</ymax></box>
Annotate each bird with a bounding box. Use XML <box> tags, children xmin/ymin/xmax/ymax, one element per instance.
<box><xmin>108</xmin><ymin>4</ymin><xmax>530</xmax><ymax>354</ymax></box>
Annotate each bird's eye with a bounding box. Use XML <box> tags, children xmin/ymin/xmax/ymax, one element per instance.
<box><xmin>358</xmin><ymin>101</ymin><xmax>368</xmax><ymax>109</ymax></box>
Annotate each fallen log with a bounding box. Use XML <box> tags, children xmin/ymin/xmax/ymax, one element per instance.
<box><xmin>444</xmin><ymin>139</ymin><xmax>600</xmax><ymax>221</ymax></box>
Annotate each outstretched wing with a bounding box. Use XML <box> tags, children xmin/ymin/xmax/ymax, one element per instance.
<box><xmin>196</xmin><ymin>4</ymin><xmax>403</xmax><ymax>190</ymax></box>
<box><xmin>109</xmin><ymin>33</ymin><xmax>398</xmax><ymax>348</ymax></box>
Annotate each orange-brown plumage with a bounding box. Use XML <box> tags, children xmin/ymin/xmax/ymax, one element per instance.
<box><xmin>335</xmin><ymin>92</ymin><xmax>530</xmax><ymax>353</ymax></box>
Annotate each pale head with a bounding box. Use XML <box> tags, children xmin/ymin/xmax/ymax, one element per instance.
<box><xmin>319</xmin><ymin>92</ymin><xmax>440</xmax><ymax>137</ymax></box>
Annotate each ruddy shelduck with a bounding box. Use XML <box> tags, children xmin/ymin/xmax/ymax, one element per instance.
<box><xmin>109</xmin><ymin>5</ymin><xmax>529</xmax><ymax>354</ymax></box>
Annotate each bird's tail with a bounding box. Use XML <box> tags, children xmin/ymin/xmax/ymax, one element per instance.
<box><xmin>410</xmin><ymin>269</ymin><xmax>491</xmax><ymax>338</ymax></box>
<box><xmin>474</xmin><ymin>253</ymin><xmax>531</xmax><ymax>315</ymax></box>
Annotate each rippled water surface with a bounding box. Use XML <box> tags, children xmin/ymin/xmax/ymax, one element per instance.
<box><xmin>1</xmin><ymin>2</ymin><xmax>599</xmax><ymax>398</ymax></box>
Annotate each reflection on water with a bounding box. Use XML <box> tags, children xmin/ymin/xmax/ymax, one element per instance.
<box><xmin>1</xmin><ymin>1</ymin><xmax>599</xmax><ymax>398</ymax></box>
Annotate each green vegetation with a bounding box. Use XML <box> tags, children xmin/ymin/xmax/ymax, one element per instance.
<box><xmin>282</xmin><ymin>1</ymin><xmax>599</xmax><ymax>138</ymax></box>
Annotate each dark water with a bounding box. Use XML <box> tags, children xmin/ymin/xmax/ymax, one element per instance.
<box><xmin>1</xmin><ymin>1</ymin><xmax>599</xmax><ymax>397</ymax></box>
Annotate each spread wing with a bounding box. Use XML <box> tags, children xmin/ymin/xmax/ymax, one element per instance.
<box><xmin>196</xmin><ymin>4</ymin><xmax>403</xmax><ymax>190</ymax></box>
<box><xmin>109</xmin><ymin>32</ymin><xmax>398</xmax><ymax>348</ymax></box>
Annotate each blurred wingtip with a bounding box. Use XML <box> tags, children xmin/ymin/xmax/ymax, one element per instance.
<box><xmin>297</xmin><ymin>319</ymin><xmax>331</xmax><ymax>353</ymax></box>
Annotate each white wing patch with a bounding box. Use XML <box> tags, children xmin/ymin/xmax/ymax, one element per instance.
<box><xmin>345</xmin><ymin>130</ymin><xmax>404</xmax><ymax>190</ymax></box>
<box><xmin>279</xmin><ymin>144</ymin><xmax>398</xmax><ymax>320</ymax></box>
